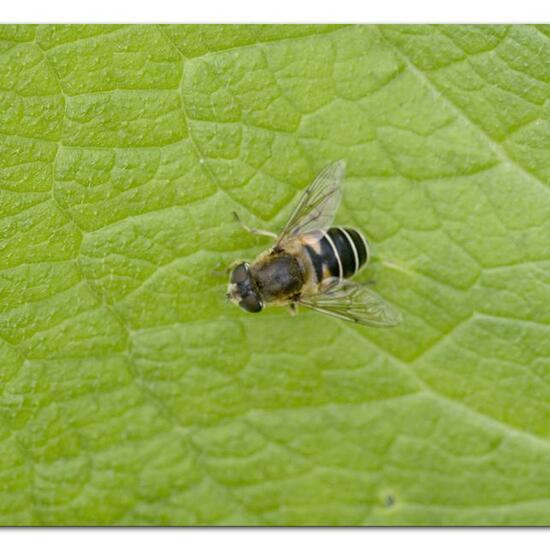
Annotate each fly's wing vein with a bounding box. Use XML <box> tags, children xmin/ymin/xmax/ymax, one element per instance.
<box><xmin>299</xmin><ymin>280</ymin><xmax>401</xmax><ymax>327</ymax></box>
<box><xmin>276</xmin><ymin>160</ymin><xmax>345</xmax><ymax>247</ymax></box>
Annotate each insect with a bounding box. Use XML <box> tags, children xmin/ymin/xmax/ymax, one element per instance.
<box><xmin>226</xmin><ymin>160</ymin><xmax>401</xmax><ymax>327</ymax></box>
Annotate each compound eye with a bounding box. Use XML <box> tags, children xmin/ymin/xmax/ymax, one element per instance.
<box><xmin>239</xmin><ymin>293</ymin><xmax>263</xmax><ymax>313</ymax></box>
<box><xmin>231</xmin><ymin>263</ymin><xmax>249</xmax><ymax>284</ymax></box>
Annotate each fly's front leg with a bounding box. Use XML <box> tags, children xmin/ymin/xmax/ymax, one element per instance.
<box><xmin>232</xmin><ymin>212</ymin><xmax>278</xmax><ymax>239</ymax></box>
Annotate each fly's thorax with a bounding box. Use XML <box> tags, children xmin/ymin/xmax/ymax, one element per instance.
<box><xmin>250</xmin><ymin>251</ymin><xmax>305</xmax><ymax>303</ymax></box>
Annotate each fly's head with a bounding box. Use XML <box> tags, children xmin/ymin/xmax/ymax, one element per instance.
<box><xmin>226</xmin><ymin>262</ymin><xmax>264</xmax><ymax>313</ymax></box>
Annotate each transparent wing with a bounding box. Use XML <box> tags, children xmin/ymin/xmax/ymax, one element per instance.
<box><xmin>276</xmin><ymin>160</ymin><xmax>345</xmax><ymax>246</ymax></box>
<box><xmin>299</xmin><ymin>280</ymin><xmax>401</xmax><ymax>327</ymax></box>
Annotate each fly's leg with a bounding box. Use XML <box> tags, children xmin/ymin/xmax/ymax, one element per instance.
<box><xmin>233</xmin><ymin>212</ymin><xmax>277</xmax><ymax>239</ymax></box>
<box><xmin>288</xmin><ymin>295</ymin><xmax>301</xmax><ymax>317</ymax></box>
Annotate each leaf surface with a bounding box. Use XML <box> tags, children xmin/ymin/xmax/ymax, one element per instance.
<box><xmin>1</xmin><ymin>24</ymin><xmax>549</xmax><ymax>525</ymax></box>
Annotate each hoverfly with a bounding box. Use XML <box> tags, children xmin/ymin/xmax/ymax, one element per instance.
<box><xmin>226</xmin><ymin>160</ymin><xmax>401</xmax><ymax>327</ymax></box>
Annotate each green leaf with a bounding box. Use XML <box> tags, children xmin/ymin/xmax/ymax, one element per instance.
<box><xmin>1</xmin><ymin>24</ymin><xmax>549</xmax><ymax>526</ymax></box>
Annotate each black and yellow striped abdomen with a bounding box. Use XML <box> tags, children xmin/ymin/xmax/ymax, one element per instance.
<box><xmin>303</xmin><ymin>227</ymin><xmax>369</xmax><ymax>284</ymax></box>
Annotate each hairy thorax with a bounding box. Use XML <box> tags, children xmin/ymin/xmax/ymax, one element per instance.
<box><xmin>251</xmin><ymin>252</ymin><xmax>305</xmax><ymax>303</ymax></box>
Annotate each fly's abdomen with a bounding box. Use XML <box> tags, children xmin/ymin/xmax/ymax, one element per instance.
<box><xmin>304</xmin><ymin>227</ymin><xmax>369</xmax><ymax>283</ymax></box>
